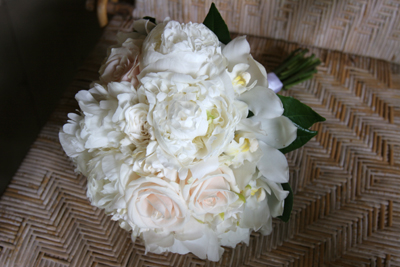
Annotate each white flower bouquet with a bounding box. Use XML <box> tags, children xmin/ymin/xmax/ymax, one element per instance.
<box><xmin>60</xmin><ymin>4</ymin><xmax>324</xmax><ymax>261</ymax></box>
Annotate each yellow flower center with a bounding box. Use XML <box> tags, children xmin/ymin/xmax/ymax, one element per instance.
<box><xmin>250</xmin><ymin>188</ymin><xmax>261</xmax><ymax>196</ymax></box>
<box><xmin>234</xmin><ymin>134</ymin><xmax>251</xmax><ymax>153</ymax></box>
<box><xmin>233</xmin><ymin>75</ymin><xmax>247</xmax><ymax>86</ymax></box>
<box><xmin>240</xmin><ymin>138</ymin><xmax>251</xmax><ymax>152</ymax></box>
<box><xmin>207</xmin><ymin>110</ymin><xmax>215</xmax><ymax>123</ymax></box>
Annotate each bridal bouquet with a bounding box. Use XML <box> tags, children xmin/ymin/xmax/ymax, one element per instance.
<box><xmin>60</xmin><ymin>4</ymin><xmax>324</xmax><ymax>261</ymax></box>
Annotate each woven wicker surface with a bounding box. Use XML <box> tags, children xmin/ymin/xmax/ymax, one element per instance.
<box><xmin>132</xmin><ymin>0</ymin><xmax>400</xmax><ymax>64</ymax></box>
<box><xmin>1</xmin><ymin>15</ymin><xmax>399</xmax><ymax>266</ymax></box>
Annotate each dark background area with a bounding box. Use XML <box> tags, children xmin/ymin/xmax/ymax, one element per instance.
<box><xmin>0</xmin><ymin>0</ymin><xmax>103</xmax><ymax>196</ymax></box>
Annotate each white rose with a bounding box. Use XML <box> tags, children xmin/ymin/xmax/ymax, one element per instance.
<box><xmin>131</xmin><ymin>141</ymin><xmax>178</xmax><ymax>181</ymax></box>
<box><xmin>124</xmin><ymin>103</ymin><xmax>152</xmax><ymax>147</ymax></box>
<box><xmin>141</xmin><ymin>72</ymin><xmax>245</xmax><ymax>179</ymax></box>
<box><xmin>183</xmin><ymin>165</ymin><xmax>242</xmax><ymax>222</ymax></box>
<box><xmin>125</xmin><ymin>177</ymin><xmax>188</xmax><ymax>231</ymax></box>
<box><xmin>139</xmin><ymin>20</ymin><xmax>227</xmax><ymax>79</ymax></box>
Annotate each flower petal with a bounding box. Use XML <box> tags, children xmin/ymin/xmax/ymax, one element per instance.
<box><xmin>219</xmin><ymin>227</ymin><xmax>250</xmax><ymax>247</ymax></box>
<box><xmin>266</xmin><ymin>181</ymin><xmax>288</xmax><ymax>217</ymax></box>
<box><xmin>238</xmin><ymin>86</ymin><xmax>283</xmax><ymax>119</ymax></box>
<box><xmin>252</xmin><ymin>115</ymin><xmax>297</xmax><ymax>149</ymax></box>
<box><xmin>222</xmin><ymin>36</ymin><xmax>250</xmax><ymax>70</ymax></box>
<box><xmin>231</xmin><ymin>160</ymin><xmax>257</xmax><ymax>190</ymax></box>
<box><xmin>189</xmin><ymin>156</ymin><xmax>220</xmax><ymax>180</ymax></box>
<box><xmin>236</xmin><ymin>118</ymin><xmax>265</xmax><ymax>134</ymax></box>
<box><xmin>258</xmin><ymin>179</ymin><xmax>288</xmax><ymax>217</ymax></box>
<box><xmin>240</xmin><ymin>196</ymin><xmax>270</xmax><ymax>231</ymax></box>
<box><xmin>247</xmin><ymin>56</ymin><xmax>268</xmax><ymax>88</ymax></box>
<box><xmin>257</xmin><ymin>141</ymin><xmax>289</xmax><ymax>183</ymax></box>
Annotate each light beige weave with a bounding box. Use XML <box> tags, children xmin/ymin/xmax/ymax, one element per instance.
<box><xmin>132</xmin><ymin>0</ymin><xmax>400</xmax><ymax>64</ymax></box>
<box><xmin>0</xmin><ymin>15</ymin><xmax>399</xmax><ymax>266</ymax></box>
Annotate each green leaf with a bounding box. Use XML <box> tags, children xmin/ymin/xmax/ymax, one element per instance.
<box><xmin>279</xmin><ymin>126</ymin><xmax>318</xmax><ymax>154</ymax></box>
<box><xmin>278</xmin><ymin>95</ymin><xmax>325</xmax><ymax>128</ymax></box>
<box><xmin>276</xmin><ymin>95</ymin><xmax>325</xmax><ymax>153</ymax></box>
<box><xmin>203</xmin><ymin>3</ymin><xmax>231</xmax><ymax>44</ymax></box>
<box><xmin>278</xmin><ymin>183</ymin><xmax>293</xmax><ymax>222</ymax></box>
<box><xmin>143</xmin><ymin>16</ymin><xmax>156</xmax><ymax>24</ymax></box>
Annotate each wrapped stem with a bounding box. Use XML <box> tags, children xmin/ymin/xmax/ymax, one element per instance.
<box><xmin>274</xmin><ymin>48</ymin><xmax>321</xmax><ymax>90</ymax></box>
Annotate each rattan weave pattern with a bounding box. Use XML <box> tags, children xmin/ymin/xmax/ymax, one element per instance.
<box><xmin>132</xmin><ymin>0</ymin><xmax>400</xmax><ymax>64</ymax></box>
<box><xmin>0</xmin><ymin>16</ymin><xmax>399</xmax><ymax>266</ymax></box>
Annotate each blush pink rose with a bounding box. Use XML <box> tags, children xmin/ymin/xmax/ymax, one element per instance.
<box><xmin>125</xmin><ymin>177</ymin><xmax>188</xmax><ymax>231</ymax></box>
<box><xmin>99</xmin><ymin>36</ymin><xmax>144</xmax><ymax>87</ymax></box>
<box><xmin>183</xmin><ymin>166</ymin><xmax>242</xmax><ymax>222</ymax></box>
<box><xmin>98</xmin><ymin>20</ymin><xmax>156</xmax><ymax>86</ymax></box>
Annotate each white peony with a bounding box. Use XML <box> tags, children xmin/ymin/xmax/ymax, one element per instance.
<box><xmin>139</xmin><ymin>20</ymin><xmax>227</xmax><ymax>79</ymax></box>
<box><xmin>141</xmin><ymin>71</ymin><xmax>247</xmax><ymax>179</ymax></box>
<box><xmin>59</xmin><ymin>82</ymin><xmax>139</xmax><ymax>173</ymax></box>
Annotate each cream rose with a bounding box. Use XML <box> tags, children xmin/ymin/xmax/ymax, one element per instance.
<box><xmin>125</xmin><ymin>177</ymin><xmax>188</xmax><ymax>231</ymax></box>
<box><xmin>99</xmin><ymin>19</ymin><xmax>156</xmax><ymax>86</ymax></box>
<box><xmin>99</xmin><ymin>36</ymin><xmax>143</xmax><ymax>86</ymax></box>
<box><xmin>183</xmin><ymin>166</ymin><xmax>242</xmax><ymax>222</ymax></box>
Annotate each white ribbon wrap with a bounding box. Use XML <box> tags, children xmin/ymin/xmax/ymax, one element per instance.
<box><xmin>267</xmin><ymin>72</ymin><xmax>283</xmax><ymax>93</ymax></box>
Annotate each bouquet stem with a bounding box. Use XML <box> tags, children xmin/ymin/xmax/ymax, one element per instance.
<box><xmin>273</xmin><ymin>48</ymin><xmax>321</xmax><ymax>90</ymax></box>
